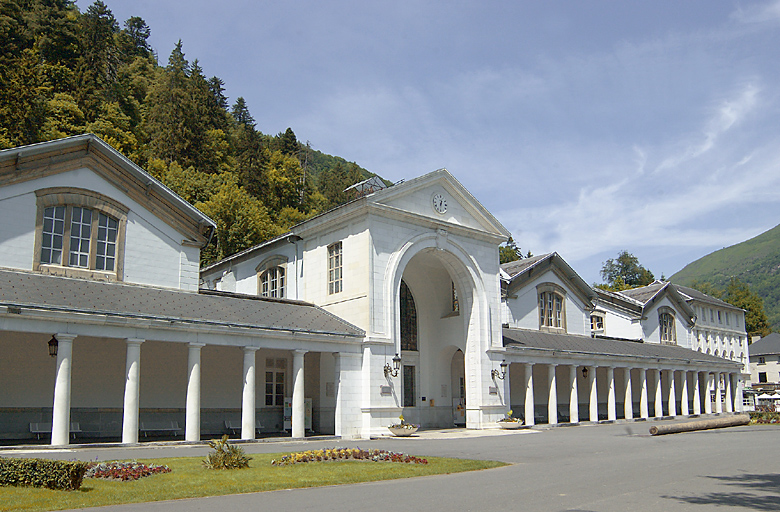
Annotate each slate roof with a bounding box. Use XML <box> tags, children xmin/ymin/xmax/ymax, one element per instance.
<box><xmin>500</xmin><ymin>253</ymin><xmax>553</xmax><ymax>278</ymax></box>
<box><xmin>618</xmin><ymin>282</ymin><xmax>666</xmax><ymax>304</ymax></box>
<box><xmin>749</xmin><ymin>333</ymin><xmax>780</xmax><ymax>356</ymax></box>
<box><xmin>503</xmin><ymin>327</ymin><xmax>740</xmax><ymax>366</ymax></box>
<box><xmin>673</xmin><ymin>284</ymin><xmax>743</xmax><ymax>311</ymax></box>
<box><xmin>0</xmin><ymin>269</ymin><xmax>364</xmax><ymax>337</ymax></box>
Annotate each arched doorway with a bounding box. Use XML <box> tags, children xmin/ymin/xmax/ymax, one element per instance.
<box><xmin>397</xmin><ymin>249</ymin><xmax>468</xmax><ymax>428</ymax></box>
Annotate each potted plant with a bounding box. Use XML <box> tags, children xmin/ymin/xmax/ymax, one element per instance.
<box><xmin>387</xmin><ymin>414</ymin><xmax>419</xmax><ymax>436</ymax></box>
<box><xmin>497</xmin><ymin>409</ymin><xmax>524</xmax><ymax>429</ymax></box>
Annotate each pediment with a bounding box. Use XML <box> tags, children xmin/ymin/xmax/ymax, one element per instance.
<box><xmin>370</xmin><ymin>169</ymin><xmax>510</xmax><ymax>239</ymax></box>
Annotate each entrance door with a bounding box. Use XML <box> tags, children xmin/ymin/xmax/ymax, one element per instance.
<box><xmin>451</xmin><ymin>350</ymin><xmax>465</xmax><ymax>426</ymax></box>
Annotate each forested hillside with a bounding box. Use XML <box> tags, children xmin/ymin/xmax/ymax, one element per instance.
<box><xmin>671</xmin><ymin>223</ymin><xmax>780</xmax><ymax>333</ymax></box>
<box><xmin>0</xmin><ymin>0</ymin><xmax>382</xmax><ymax>264</ymax></box>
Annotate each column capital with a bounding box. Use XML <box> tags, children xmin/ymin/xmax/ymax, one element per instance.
<box><xmin>125</xmin><ymin>338</ymin><xmax>145</xmax><ymax>346</ymax></box>
<box><xmin>188</xmin><ymin>342</ymin><xmax>206</xmax><ymax>348</ymax></box>
<box><xmin>293</xmin><ymin>349</ymin><xmax>309</xmax><ymax>356</ymax></box>
<box><xmin>243</xmin><ymin>346</ymin><xmax>259</xmax><ymax>353</ymax></box>
<box><xmin>55</xmin><ymin>333</ymin><xmax>77</xmax><ymax>343</ymax></box>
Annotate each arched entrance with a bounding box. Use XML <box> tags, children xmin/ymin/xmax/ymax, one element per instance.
<box><xmin>396</xmin><ymin>248</ymin><xmax>468</xmax><ymax>428</ymax></box>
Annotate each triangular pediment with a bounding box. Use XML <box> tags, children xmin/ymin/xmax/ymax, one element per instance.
<box><xmin>370</xmin><ymin>169</ymin><xmax>510</xmax><ymax>240</ymax></box>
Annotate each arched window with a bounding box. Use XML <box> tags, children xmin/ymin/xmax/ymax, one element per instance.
<box><xmin>659</xmin><ymin>310</ymin><xmax>676</xmax><ymax>344</ymax></box>
<box><xmin>34</xmin><ymin>188</ymin><xmax>128</xmax><ymax>280</ymax></box>
<box><xmin>257</xmin><ymin>257</ymin><xmax>287</xmax><ymax>298</ymax></box>
<box><xmin>260</xmin><ymin>266</ymin><xmax>285</xmax><ymax>298</ymax></box>
<box><xmin>400</xmin><ymin>280</ymin><xmax>418</xmax><ymax>351</ymax></box>
<box><xmin>537</xmin><ymin>283</ymin><xmax>566</xmax><ymax>331</ymax></box>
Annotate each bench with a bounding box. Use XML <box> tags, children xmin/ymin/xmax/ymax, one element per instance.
<box><xmin>139</xmin><ymin>421</ymin><xmax>181</xmax><ymax>437</ymax></box>
<box><xmin>224</xmin><ymin>420</ymin><xmax>264</xmax><ymax>435</ymax></box>
<box><xmin>29</xmin><ymin>422</ymin><xmax>81</xmax><ymax>440</ymax></box>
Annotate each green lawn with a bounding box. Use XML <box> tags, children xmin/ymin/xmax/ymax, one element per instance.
<box><xmin>0</xmin><ymin>453</ymin><xmax>506</xmax><ymax>511</ymax></box>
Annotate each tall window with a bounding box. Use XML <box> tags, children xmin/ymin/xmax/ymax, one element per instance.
<box><xmin>539</xmin><ymin>290</ymin><xmax>564</xmax><ymax>330</ymax></box>
<box><xmin>36</xmin><ymin>188</ymin><xmax>126</xmax><ymax>279</ymax></box>
<box><xmin>403</xmin><ymin>365</ymin><xmax>416</xmax><ymax>407</ymax></box>
<box><xmin>400</xmin><ymin>280</ymin><xmax>418</xmax><ymax>351</ymax></box>
<box><xmin>260</xmin><ymin>266</ymin><xmax>285</xmax><ymax>298</ymax></box>
<box><xmin>327</xmin><ymin>242</ymin><xmax>342</xmax><ymax>294</ymax></box>
<box><xmin>265</xmin><ymin>358</ymin><xmax>286</xmax><ymax>406</ymax></box>
<box><xmin>451</xmin><ymin>281</ymin><xmax>459</xmax><ymax>312</ymax></box>
<box><xmin>659</xmin><ymin>311</ymin><xmax>676</xmax><ymax>344</ymax></box>
<box><xmin>590</xmin><ymin>313</ymin><xmax>605</xmax><ymax>334</ymax></box>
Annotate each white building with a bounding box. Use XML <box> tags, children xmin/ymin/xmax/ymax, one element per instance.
<box><xmin>749</xmin><ymin>333</ymin><xmax>780</xmax><ymax>391</ymax></box>
<box><xmin>0</xmin><ymin>135</ymin><xmax>747</xmax><ymax>445</ymax></box>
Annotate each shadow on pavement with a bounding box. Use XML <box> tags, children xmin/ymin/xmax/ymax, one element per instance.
<box><xmin>664</xmin><ymin>473</ymin><xmax>780</xmax><ymax>510</ymax></box>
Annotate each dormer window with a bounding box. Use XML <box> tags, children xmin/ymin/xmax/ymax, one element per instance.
<box><xmin>35</xmin><ymin>188</ymin><xmax>127</xmax><ymax>280</ymax></box>
<box><xmin>538</xmin><ymin>283</ymin><xmax>566</xmax><ymax>332</ymax></box>
<box><xmin>591</xmin><ymin>313</ymin><xmax>605</xmax><ymax>335</ymax></box>
<box><xmin>256</xmin><ymin>257</ymin><xmax>288</xmax><ymax>298</ymax></box>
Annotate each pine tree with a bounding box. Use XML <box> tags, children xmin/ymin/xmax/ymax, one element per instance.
<box><xmin>76</xmin><ymin>0</ymin><xmax>120</xmax><ymax>118</ymax></box>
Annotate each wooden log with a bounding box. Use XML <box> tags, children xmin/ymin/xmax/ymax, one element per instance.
<box><xmin>649</xmin><ymin>414</ymin><xmax>750</xmax><ymax>435</ymax></box>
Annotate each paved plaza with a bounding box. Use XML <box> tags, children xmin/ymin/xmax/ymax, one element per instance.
<box><xmin>2</xmin><ymin>419</ymin><xmax>777</xmax><ymax>512</ymax></box>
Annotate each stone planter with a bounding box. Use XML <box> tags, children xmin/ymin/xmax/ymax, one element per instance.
<box><xmin>497</xmin><ymin>420</ymin><xmax>523</xmax><ymax>429</ymax></box>
<box><xmin>388</xmin><ymin>425</ymin><xmax>419</xmax><ymax>436</ymax></box>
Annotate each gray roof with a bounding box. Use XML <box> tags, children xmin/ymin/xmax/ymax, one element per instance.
<box><xmin>618</xmin><ymin>282</ymin><xmax>666</xmax><ymax>304</ymax></box>
<box><xmin>500</xmin><ymin>253</ymin><xmax>553</xmax><ymax>278</ymax></box>
<box><xmin>503</xmin><ymin>327</ymin><xmax>740</xmax><ymax>366</ymax></box>
<box><xmin>749</xmin><ymin>333</ymin><xmax>780</xmax><ymax>356</ymax></box>
<box><xmin>0</xmin><ymin>269</ymin><xmax>364</xmax><ymax>337</ymax></box>
<box><xmin>672</xmin><ymin>284</ymin><xmax>743</xmax><ymax>311</ymax></box>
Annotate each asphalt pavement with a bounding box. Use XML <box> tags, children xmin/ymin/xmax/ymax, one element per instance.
<box><xmin>3</xmin><ymin>418</ymin><xmax>777</xmax><ymax>512</ymax></box>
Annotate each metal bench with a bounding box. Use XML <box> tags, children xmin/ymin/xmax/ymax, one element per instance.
<box><xmin>224</xmin><ymin>420</ymin><xmax>264</xmax><ymax>435</ymax></box>
<box><xmin>29</xmin><ymin>422</ymin><xmax>81</xmax><ymax>440</ymax></box>
<box><xmin>139</xmin><ymin>421</ymin><xmax>181</xmax><ymax>437</ymax></box>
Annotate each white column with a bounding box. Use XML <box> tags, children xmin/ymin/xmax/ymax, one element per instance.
<box><xmin>334</xmin><ymin>352</ymin><xmax>362</xmax><ymax>438</ymax></box>
<box><xmin>725</xmin><ymin>373</ymin><xmax>733</xmax><ymax>413</ymax></box>
<box><xmin>692</xmin><ymin>371</ymin><xmax>701</xmax><ymax>415</ymax></box>
<box><xmin>705</xmin><ymin>373</ymin><xmax>713</xmax><ymax>414</ymax></box>
<box><xmin>51</xmin><ymin>334</ymin><xmax>77</xmax><ymax>446</ymax></box>
<box><xmin>735</xmin><ymin>375</ymin><xmax>744</xmax><ymax>413</ymax></box>
<box><xmin>569</xmin><ymin>365</ymin><xmax>579</xmax><ymax>424</ymax></box>
<box><xmin>624</xmin><ymin>368</ymin><xmax>633</xmax><ymax>420</ymax></box>
<box><xmin>639</xmin><ymin>368</ymin><xmax>649</xmax><ymax>419</ymax></box>
<box><xmin>524</xmin><ymin>363</ymin><xmax>535</xmax><ymax>426</ymax></box>
<box><xmin>606</xmin><ymin>366</ymin><xmax>616</xmax><ymax>421</ymax></box>
<box><xmin>588</xmin><ymin>366</ymin><xmax>598</xmax><ymax>422</ymax></box>
<box><xmin>241</xmin><ymin>347</ymin><xmax>258</xmax><ymax>440</ymax></box>
<box><xmin>292</xmin><ymin>349</ymin><xmax>307</xmax><ymax>438</ymax></box>
<box><xmin>680</xmin><ymin>370</ymin><xmax>689</xmax><ymax>416</ymax></box>
<box><xmin>715</xmin><ymin>373</ymin><xmax>723</xmax><ymax>413</ymax></box>
<box><xmin>186</xmin><ymin>343</ymin><xmax>204</xmax><ymax>442</ymax></box>
<box><xmin>668</xmin><ymin>370</ymin><xmax>677</xmax><ymax>417</ymax></box>
<box><xmin>122</xmin><ymin>338</ymin><xmax>144</xmax><ymax>444</ymax></box>
<box><xmin>547</xmin><ymin>364</ymin><xmax>557</xmax><ymax>425</ymax></box>
<box><xmin>654</xmin><ymin>369</ymin><xmax>663</xmax><ymax>418</ymax></box>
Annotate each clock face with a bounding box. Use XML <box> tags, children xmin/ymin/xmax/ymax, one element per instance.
<box><xmin>432</xmin><ymin>193</ymin><xmax>447</xmax><ymax>214</ymax></box>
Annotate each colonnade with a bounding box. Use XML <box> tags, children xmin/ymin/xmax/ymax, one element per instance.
<box><xmin>515</xmin><ymin>361</ymin><xmax>741</xmax><ymax>426</ymax></box>
<box><xmin>49</xmin><ymin>334</ymin><xmax>316</xmax><ymax>446</ymax></box>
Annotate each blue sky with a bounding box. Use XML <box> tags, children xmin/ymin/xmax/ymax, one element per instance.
<box><xmin>78</xmin><ymin>0</ymin><xmax>780</xmax><ymax>284</ymax></box>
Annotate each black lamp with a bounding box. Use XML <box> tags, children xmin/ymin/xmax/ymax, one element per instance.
<box><xmin>491</xmin><ymin>360</ymin><xmax>508</xmax><ymax>380</ymax></box>
<box><xmin>48</xmin><ymin>335</ymin><xmax>58</xmax><ymax>358</ymax></box>
<box><xmin>384</xmin><ymin>353</ymin><xmax>401</xmax><ymax>377</ymax></box>
<box><xmin>582</xmin><ymin>367</ymin><xmax>589</xmax><ymax>378</ymax></box>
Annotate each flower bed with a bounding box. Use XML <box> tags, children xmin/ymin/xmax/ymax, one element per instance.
<box><xmin>85</xmin><ymin>461</ymin><xmax>171</xmax><ymax>481</ymax></box>
<box><xmin>271</xmin><ymin>448</ymin><xmax>428</xmax><ymax>466</ymax></box>
<box><xmin>750</xmin><ymin>411</ymin><xmax>780</xmax><ymax>424</ymax></box>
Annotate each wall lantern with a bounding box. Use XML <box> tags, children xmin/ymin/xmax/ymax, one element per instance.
<box><xmin>384</xmin><ymin>353</ymin><xmax>401</xmax><ymax>377</ymax></box>
<box><xmin>491</xmin><ymin>360</ymin><xmax>508</xmax><ymax>380</ymax></box>
<box><xmin>48</xmin><ymin>335</ymin><xmax>58</xmax><ymax>358</ymax></box>
<box><xmin>581</xmin><ymin>367</ymin><xmax>589</xmax><ymax>378</ymax></box>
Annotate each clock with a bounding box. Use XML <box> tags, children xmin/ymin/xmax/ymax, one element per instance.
<box><xmin>432</xmin><ymin>193</ymin><xmax>447</xmax><ymax>214</ymax></box>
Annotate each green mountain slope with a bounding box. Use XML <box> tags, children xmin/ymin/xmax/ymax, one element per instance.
<box><xmin>670</xmin><ymin>223</ymin><xmax>780</xmax><ymax>330</ymax></box>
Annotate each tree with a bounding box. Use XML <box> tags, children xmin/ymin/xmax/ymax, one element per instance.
<box><xmin>76</xmin><ymin>0</ymin><xmax>120</xmax><ymax>117</ymax></box>
<box><xmin>499</xmin><ymin>236</ymin><xmax>523</xmax><ymax>264</ymax></box>
<box><xmin>723</xmin><ymin>278</ymin><xmax>771</xmax><ymax>340</ymax></box>
<box><xmin>119</xmin><ymin>16</ymin><xmax>151</xmax><ymax>59</ymax></box>
<box><xmin>231</xmin><ymin>97</ymin><xmax>254</xmax><ymax>128</ymax></box>
<box><xmin>599</xmin><ymin>250</ymin><xmax>655</xmax><ymax>290</ymax></box>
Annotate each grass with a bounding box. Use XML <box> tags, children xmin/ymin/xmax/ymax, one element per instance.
<box><xmin>0</xmin><ymin>452</ymin><xmax>506</xmax><ymax>511</ymax></box>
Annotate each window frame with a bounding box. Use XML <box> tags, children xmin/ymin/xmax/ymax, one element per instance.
<box><xmin>590</xmin><ymin>312</ymin><xmax>605</xmax><ymax>334</ymax></box>
<box><xmin>400</xmin><ymin>279</ymin><xmax>418</xmax><ymax>351</ymax></box>
<box><xmin>256</xmin><ymin>256</ymin><xmax>288</xmax><ymax>299</ymax></box>
<box><xmin>34</xmin><ymin>188</ymin><xmax>128</xmax><ymax>280</ymax></box>
<box><xmin>327</xmin><ymin>242</ymin><xmax>342</xmax><ymax>295</ymax></box>
<box><xmin>264</xmin><ymin>357</ymin><xmax>286</xmax><ymax>406</ymax></box>
<box><xmin>537</xmin><ymin>283</ymin><xmax>567</xmax><ymax>333</ymax></box>
<box><xmin>658</xmin><ymin>307</ymin><xmax>677</xmax><ymax>345</ymax></box>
